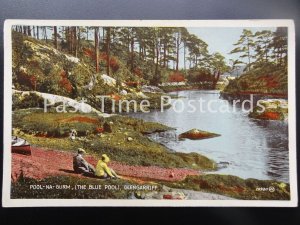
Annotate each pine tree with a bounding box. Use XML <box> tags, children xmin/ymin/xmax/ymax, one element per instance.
<box><xmin>230</xmin><ymin>29</ymin><xmax>255</xmax><ymax>71</ymax></box>
<box><xmin>254</xmin><ymin>30</ymin><xmax>273</xmax><ymax>63</ymax></box>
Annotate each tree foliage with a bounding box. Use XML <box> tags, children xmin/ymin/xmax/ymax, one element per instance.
<box><xmin>230</xmin><ymin>27</ymin><xmax>288</xmax><ymax>72</ymax></box>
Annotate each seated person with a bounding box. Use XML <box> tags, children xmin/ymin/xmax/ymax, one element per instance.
<box><xmin>73</xmin><ymin>148</ymin><xmax>95</xmax><ymax>175</ymax></box>
<box><xmin>95</xmin><ymin>154</ymin><xmax>120</xmax><ymax>179</ymax></box>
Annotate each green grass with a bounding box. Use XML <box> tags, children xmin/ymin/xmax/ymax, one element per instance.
<box><xmin>162</xmin><ymin>174</ymin><xmax>290</xmax><ymax>200</ymax></box>
<box><xmin>13</xmin><ymin>110</ymin><xmax>216</xmax><ymax>170</ymax></box>
<box><xmin>11</xmin><ymin>173</ymin><xmax>290</xmax><ymax>200</ymax></box>
<box><xmin>13</xmin><ymin>109</ymin><xmax>101</xmax><ymax>137</ymax></box>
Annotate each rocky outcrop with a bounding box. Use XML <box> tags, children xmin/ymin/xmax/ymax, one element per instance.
<box><xmin>141</xmin><ymin>85</ymin><xmax>164</xmax><ymax>93</ymax></box>
<box><xmin>12</xmin><ymin>89</ymin><xmax>112</xmax><ymax>117</ymax></box>
<box><xmin>249</xmin><ymin>99</ymin><xmax>288</xmax><ymax>121</ymax></box>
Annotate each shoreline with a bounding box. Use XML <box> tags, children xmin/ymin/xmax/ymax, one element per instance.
<box><xmin>160</xmin><ymin>84</ymin><xmax>213</xmax><ymax>93</ymax></box>
<box><xmin>11</xmin><ymin>90</ymin><xmax>290</xmax><ymax>200</ymax></box>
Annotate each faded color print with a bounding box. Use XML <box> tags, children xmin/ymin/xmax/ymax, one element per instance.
<box><xmin>3</xmin><ymin>20</ymin><xmax>297</xmax><ymax>207</ymax></box>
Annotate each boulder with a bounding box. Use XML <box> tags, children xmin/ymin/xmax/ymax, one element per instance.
<box><xmin>119</xmin><ymin>90</ymin><xmax>128</xmax><ymax>95</ymax></box>
<box><xmin>136</xmin><ymin>91</ymin><xmax>150</xmax><ymax>99</ymax></box>
<box><xmin>127</xmin><ymin>137</ymin><xmax>133</xmax><ymax>142</ymax></box>
<box><xmin>179</xmin><ymin>129</ymin><xmax>220</xmax><ymax>140</ymax></box>
<box><xmin>141</xmin><ymin>85</ymin><xmax>164</xmax><ymax>93</ymax></box>
<box><xmin>101</xmin><ymin>74</ymin><xmax>117</xmax><ymax>87</ymax></box>
<box><xmin>249</xmin><ymin>99</ymin><xmax>288</xmax><ymax>121</ymax></box>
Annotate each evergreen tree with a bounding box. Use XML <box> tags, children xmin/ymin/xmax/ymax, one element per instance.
<box><xmin>230</xmin><ymin>29</ymin><xmax>255</xmax><ymax>71</ymax></box>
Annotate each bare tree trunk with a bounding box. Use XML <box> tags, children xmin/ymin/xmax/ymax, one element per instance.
<box><xmin>265</xmin><ymin>43</ymin><xmax>268</xmax><ymax>62</ymax></box>
<box><xmin>33</xmin><ymin>26</ymin><xmax>36</xmax><ymax>38</ymax></box>
<box><xmin>176</xmin><ymin>36</ymin><xmax>180</xmax><ymax>71</ymax></box>
<box><xmin>54</xmin><ymin>26</ymin><xmax>58</xmax><ymax>49</ymax></box>
<box><xmin>44</xmin><ymin>27</ymin><xmax>48</xmax><ymax>42</ymax></box>
<box><xmin>212</xmin><ymin>70</ymin><xmax>221</xmax><ymax>89</ymax></box>
<box><xmin>155</xmin><ymin>45</ymin><xmax>160</xmax><ymax>84</ymax></box>
<box><xmin>78</xmin><ymin>28</ymin><xmax>81</xmax><ymax>55</ymax></box>
<box><xmin>94</xmin><ymin>27</ymin><xmax>99</xmax><ymax>73</ymax></box>
<box><xmin>70</xmin><ymin>27</ymin><xmax>74</xmax><ymax>54</ymax></box>
<box><xmin>37</xmin><ymin>26</ymin><xmax>39</xmax><ymax>39</ymax></box>
<box><xmin>183</xmin><ymin>44</ymin><xmax>186</xmax><ymax>71</ymax></box>
<box><xmin>86</xmin><ymin>27</ymin><xmax>89</xmax><ymax>41</ymax></box>
<box><xmin>130</xmin><ymin>36</ymin><xmax>134</xmax><ymax>72</ymax></box>
<box><xmin>247</xmin><ymin>38</ymin><xmax>251</xmax><ymax>71</ymax></box>
<box><xmin>103</xmin><ymin>27</ymin><xmax>105</xmax><ymax>44</ymax></box>
<box><xmin>98</xmin><ymin>29</ymin><xmax>101</xmax><ymax>49</ymax></box>
<box><xmin>106</xmin><ymin>27</ymin><xmax>111</xmax><ymax>76</ymax></box>
<box><xmin>139</xmin><ymin>45</ymin><xmax>142</xmax><ymax>59</ymax></box>
<box><xmin>27</xmin><ymin>26</ymin><xmax>31</xmax><ymax>36</ymax></box>
<box><xmin>74</xmin><ymin>27</ymin><xmax>77</xmax><ymax>56</ymax></box>
<box><xmin>67</xmin><ymin>27</ymin><xmax>72</xmax><ymax>53</ymax></box>
<box><xmin>163</xmin><ymin>42</ymin><xmax>167</xmax><ymax>67</ymax></box>
<box><xmin>152</xmin><ymin>45</ymin><xmax>155</xmax><ymax>64</ymax></box>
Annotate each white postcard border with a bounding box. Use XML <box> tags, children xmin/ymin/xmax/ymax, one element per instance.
<box><xmin>2</xmin><ymin>19</ymin><xmax>297</xmax><ymax>207</ymax></box>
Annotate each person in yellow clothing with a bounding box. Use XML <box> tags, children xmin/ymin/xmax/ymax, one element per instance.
<box><xmin>95</xmin><ymin>154</ymin><xmax>120</xmax><ymax>179</ymax></box>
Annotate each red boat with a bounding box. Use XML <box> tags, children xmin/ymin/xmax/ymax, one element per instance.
<box><xmin>11</xmin><ymin>136</ymin><xmax>31</xmax><ymax>155</ymax></box>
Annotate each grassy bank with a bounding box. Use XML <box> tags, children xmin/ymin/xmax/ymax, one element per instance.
<box><xmin>13</xmin><ymin>109</ymin><xmax>216</xmax><ymax>170</ymax></box>
<box><xmin>223</xmin><ymin>64</ymin><xmax>287</xmax><ymax>96</ymax></box>
<box><xmin>162</xmin><ymin>174</ymin><xmax>290</xmax><ymax>200</ymax></box>
<box><xmin>11</xmin><ymin>176</ymin><xmax>158</xmax><ymax>199</ymax></box>
<box><xmin>11</xmin><ymin>173</ymin><xmax>290</xmax><ymax>200</ymax></box>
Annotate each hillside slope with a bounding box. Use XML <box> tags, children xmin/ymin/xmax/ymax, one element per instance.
<box><xmin>12</xmin><ymin>31</ymin><xmax>95</xmax><ymax>97</ymax></box>
<box><xmin>223</xmin><ymin>64</ymin><xmax>287</xmax><ymax>96</ymax></box>
<box><xmin>12</xmin><ymin>31</ymin><xmax>144</xmax><ymax>99</ymax></box>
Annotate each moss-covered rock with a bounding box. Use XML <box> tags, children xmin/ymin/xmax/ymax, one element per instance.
<box><xmin>249</xmin><ymin>99</ymin><xmax>288</xmax><ymax>121</ymax></box>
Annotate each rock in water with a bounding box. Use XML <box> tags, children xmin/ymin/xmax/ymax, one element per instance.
<box><xmin>179</xmin><ymin>129</ymin><xmax>220</xmax><ymax>140</ymax></box>
<box><xmin>103</xmin><ymin>122</ymin><xmax>112</xmax><ymax>133</ymax></box>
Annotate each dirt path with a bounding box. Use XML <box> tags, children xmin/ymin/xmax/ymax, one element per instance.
<box><xmin>12</xmin><ymin>147</ymin><xmax>200</xmax><ymax>182</ymax></box>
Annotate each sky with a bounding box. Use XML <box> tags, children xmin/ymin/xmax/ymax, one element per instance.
<box><xmin>182</xmin><ymin>27</ymin><xmax>276</xmax><ymax>67</ymax></box>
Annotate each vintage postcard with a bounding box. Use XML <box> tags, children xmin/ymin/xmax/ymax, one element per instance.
<box><xmin>2</xmin><ymin>20</ymin><xmax>297</xmax><ymax>207</ymax></box>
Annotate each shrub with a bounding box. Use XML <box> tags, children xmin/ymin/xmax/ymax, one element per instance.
<box><xmin>168</xmin><ymin>72</ymin><xmax>185</xmax><ymax>83</ymax></box>
<box><xmin>12</xmin><ymin>92</ymin><xmax>45</xmax><ymax>110</ymax></box>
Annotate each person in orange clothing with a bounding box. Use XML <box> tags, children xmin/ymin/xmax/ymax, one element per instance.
<box><xmin>95</xmin><ymin>154</ymin><xmax>120</xmax><ymax>179</ymax></box>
